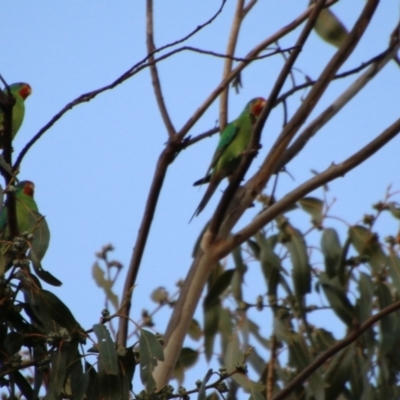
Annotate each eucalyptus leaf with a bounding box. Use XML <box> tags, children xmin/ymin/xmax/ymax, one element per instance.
<box><xmin>92</xmin><ymin>262</ymin><xmax>119</xmax><ymax>310</ymax></box>
<box><xmin>321</xmin><ymin>228</ymin><xmax>342</xmax><ymax>278</ymax></box>
<box><xmin>93</xmin><ymin>324</ymin><xmax>119</xmax><ymax>375</ymax></box>
<box><xmin>298</xmin><ymin>196</ymin><xmax>324</xmax><ymax>226</ymax></box>
<box><xmin>139</xmin><ymin>328</ymin><xmax>164</xmax><ymax>393</ymax></box>
<box><xmin>319</xmin><ymin>272</ymin><xmax>355</xmax><ymax>327</ymax></box>
<box><xmin>280</xmin><ymin>224</ymin><xmax>311</xmax><ymax>297</ymax></box>
<box><xmin>204</xmin><ymin>268</ymin><xmax>234</xmax><ymax>309</ymax></box>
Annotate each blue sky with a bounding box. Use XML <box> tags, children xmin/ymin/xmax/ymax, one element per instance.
<box><xmin>2</xmin><ymin>0</ymin><xmax>400</xmax><ymax>392</ymax></box>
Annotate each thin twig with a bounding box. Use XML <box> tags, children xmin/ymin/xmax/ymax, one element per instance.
<box><xmin>220</xmin><ymin>0</ymin><xmax>245</xmax><ymax>130</ymax></box>
<box><xmin>13</xmin><ymin>43</ymin><xmax>294</xmax><ymax>173</ymax></box>
<box><xmin>180</xmin><ymin>45</ymin><xmax>296</xmax><ymax>62</ymax></box>
<box><xmin>180</xmin><ymin>127</ymin><xmax>219</xmax><ymax>149</ymax></box>
<box><xmin>146</xmin><ymin>0</ymin><xmax>176</xmax><ymax>137</ymax></box>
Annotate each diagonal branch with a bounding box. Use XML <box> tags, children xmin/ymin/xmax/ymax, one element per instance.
<box><xmin>180</xmin><ymin>127</ymin><xmax>219</xmax><ymax>149</ymax></box>
<box><xmin>117</xmin><ymin>143</ymin><xmax>179</xmax><ymax>347</ymax></box>
<box><xmin>271</xmin><ymin>297</ymin><xmax>400</xmax><ymax>400</ymax></box>
<box><xmin>218</xmin><ymin>116</ymin><xmax>400</xmax><ymax>258</ymax></box>
<box><xmin>146</xmin><ymin>0</ymin><xmax>176</xmax><ymax>137</ymax></box>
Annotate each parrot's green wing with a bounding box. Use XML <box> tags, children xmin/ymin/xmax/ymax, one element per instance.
<box><xmin>206</xmin><ymin>123</ymin><xmax>239</xmax><ymax>177</ymax></box>
<box><xmin>0</xmin><ymin>181</ymin><xmax>48</xmax><ymax>259</ymax></box>
<box><xmin>0</xmin><ymin>181</ymin><xmax>57</xmax><ymax>284</ymax></box>
<box><xmin>0</xmin><ymin>183</ymin><xmax>38</xmax><ymax>238</ymax></box>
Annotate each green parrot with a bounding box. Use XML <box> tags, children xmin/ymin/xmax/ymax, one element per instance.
<box><xmin>0</xmin><ymin>181</ymin><xmax>50</xmax><ymax>261</ymax></box>
<box><xmin>0</xmin><ymin>82</ymin><xmax>32</xmax><ymax>148</ymax></box>
<box><xmin>0</xmin><ymin>181</ymin><xmax>38</xmax><ymax>236</ymax></box>
<box><xmin>191</xmin><ymin>97</ymin><xmax>266</xmax><ymax>220</ymax></box>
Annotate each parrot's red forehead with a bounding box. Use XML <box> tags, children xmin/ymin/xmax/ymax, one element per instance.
<box><xmin>18</xmin><ymin>83</ymin><xmax>32</xmax><ymax>100</ymax></box>
<box><xmin>251</xmin><ymin>97</ymin><xmax>266</xmax><ymax>116</ymax></box>
<box><xmin>22</xmin><ymin>181</ymin><xmax>35</xmax><ymax>197</ymax></box>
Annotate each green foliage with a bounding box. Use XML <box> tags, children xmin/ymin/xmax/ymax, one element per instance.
<box><xmin>139</xmin><ymin>328</ymin><xmax>164</xmax><ymax>393</ymax></box>
<box><xmin>157</xmin><ymin>192</ymin><xmax>400</xmax><ymax>399</ymax></box>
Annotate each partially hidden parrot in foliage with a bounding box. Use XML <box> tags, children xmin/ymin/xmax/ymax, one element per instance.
<box><xmin>0</xmin><ymin>180</ymin><xmax>53</xmax><ymax>280</ymax></box>
<box><xmin>191</xmin><ymin>97</ymin><xmax>266</xmax><ymax>220</ymax></box>
<box><xmin>0</xmin><ymin>83</ymin><xmax>32</xmax><ymax>148</ymax></box>
<box><xmin>0</xmin><ymin>181</ymin><xmax>39</xmax><ymax>236</ymax></box>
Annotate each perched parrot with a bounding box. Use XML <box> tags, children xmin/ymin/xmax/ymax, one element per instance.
<box><xmin>191</xmin><ymin>97</ymin><xmax>266</xmax><ymax>220</ymax></box>
<box><xmin>0</xmin><ymin>181</ymin><xmax>39</xmax><ymax>236</ymax></box>
<box><xmin>0</xmin><ymin>83</ymin><xmax>32</xmax><ymax>148</ymax></box>
<box><xmin>0</xmin><ymin>180</ymin><xmax>54</xmax><ymax>282</ymax></box>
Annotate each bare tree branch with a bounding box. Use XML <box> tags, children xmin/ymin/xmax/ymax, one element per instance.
<box><xmin>146</xmin><ymin>0</ymin><xmax>176</xmax><ymax>137</ymax></box>
<box><xmin>181</xmin><ymin>45</ymin><xmax>296</xmax><ymax>61</ymax></box>
<box><xmin>180</xmin><ymin>127</ymin><xmax>219</xmax><ymax>149</ymax></box>
<box><xmin>116</xmin><ymin>143</ymin><xmax>179</xmax><ymax>346</ymax></box>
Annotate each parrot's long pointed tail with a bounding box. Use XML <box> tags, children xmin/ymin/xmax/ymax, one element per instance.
<box><xmin>189</xmin><ymin>180</ymin><xmax>219</xmax><ymax>223</ymax></box>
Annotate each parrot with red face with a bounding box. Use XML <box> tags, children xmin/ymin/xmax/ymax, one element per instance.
<box><xmin>0</xmin><ymin>180</ymin><xmax>50</xmax><ymax>262</ymax></box>
<box><xmin>0</xmin><ymin>181</ymin><xmax>38</xmax><ymax>237</ymax></box>
<box><xmin>191</xmin><ymin>97</ymin><xmax>266</xmax><ymax>220</ymax></box>
<box><xmin>0</xmin><ymin>83</ymin><xmax>32</xmax><ymax>148</ymax></box>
